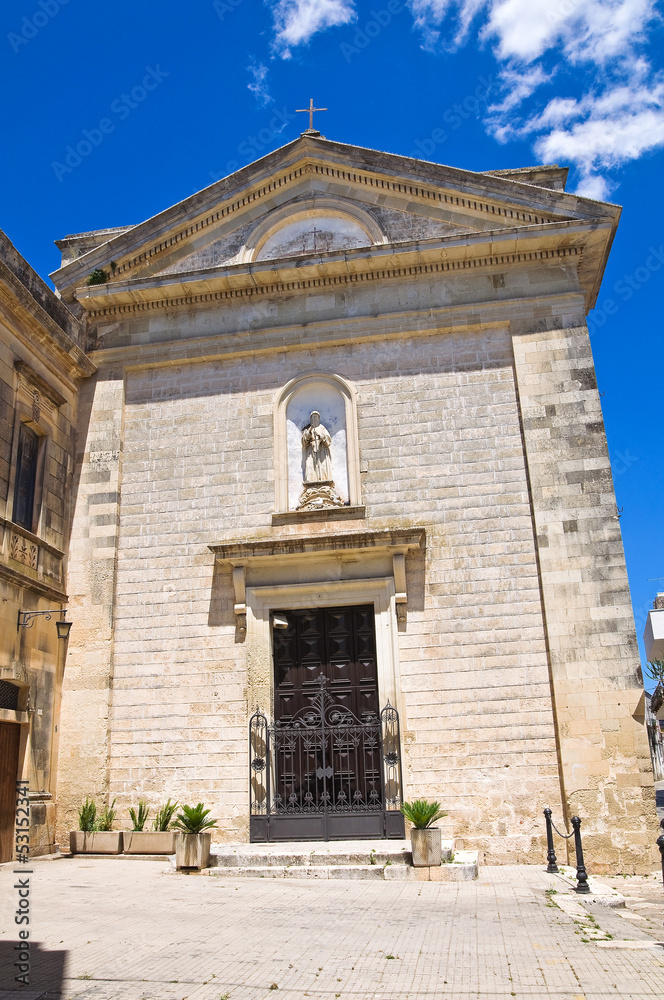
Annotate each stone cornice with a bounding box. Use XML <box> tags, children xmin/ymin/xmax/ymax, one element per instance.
<box><xmin>87</xmin><ymin>291</ymin><xmax>586</xmax><ymax>371</ymax></box>
<box><xmin>52</xmin><ymin>140</ymin><xmax>617</xmax><ymax>295</ymax></box>
<box><xmin>0</xmin><ymin>261</ymin><xmax>96</xmax><ymax>384</ymax></box>
<box><xmin>0</xmin><ymin>559</ymin><xmax>67</xmax><ymax>603</ymax></box>
<box><xmin>14</xmin><ymin>360</ymin><xmax>67</xmax><ymax>407</ymax></box>
<box><xmin>209</xmin><ymin>527</ymin><xmax>425</xmax><ymax>563</ymax></box>
<box><xmin>76</xmin><ymin>219</ymin><xmax>607</xmax><ymax>319</ymax></box>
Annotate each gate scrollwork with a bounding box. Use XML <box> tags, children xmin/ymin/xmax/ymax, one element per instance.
<box><xmin>249</xmin><ymin>678</ymin><xmax>404</xmax><ymax>840</ymax></box>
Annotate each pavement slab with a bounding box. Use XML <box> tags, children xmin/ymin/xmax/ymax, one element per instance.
<box><xmin>1</xmin><ymin>857</ymin><xmax>663</xmax><ymax>999</ymax></box>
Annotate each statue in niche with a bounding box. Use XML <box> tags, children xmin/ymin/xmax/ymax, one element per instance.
<box><xmin>297</xmin><ymin>411</ymin><xmax>346</xmax><ymax>511</ymax></box>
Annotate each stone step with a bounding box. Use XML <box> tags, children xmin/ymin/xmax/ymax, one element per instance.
<box><xmin>201</xmin><ymin>839</ymin><xmax>478</xmax><ymax>881</ymax></box>
<box><xmin>209</xmin><ymin>838</ymin><xmax>454</xmax><ymax>868</ymax></box>
<box><xmin>203</xmin><ymin>863</ymin><xmax>388</xmax><ymax>880</ymax></box>
<box><xmin>202</xmin><ymin>852</ymin><xmax>478</xmax><ymax>882</ymax></box>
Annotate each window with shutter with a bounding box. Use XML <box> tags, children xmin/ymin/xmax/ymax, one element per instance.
<box><xmin>13</xmin><ymin>423</ymin><xmax>39</xmax><ymax>530</ymax></box>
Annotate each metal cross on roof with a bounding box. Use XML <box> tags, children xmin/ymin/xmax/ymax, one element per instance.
<box><xmin>296</xmin><ymin>98</ymin><xmax>327</xmax><ymax>132</ymax></box>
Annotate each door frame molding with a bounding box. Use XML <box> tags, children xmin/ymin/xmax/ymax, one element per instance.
<box><xmin>246</xmin><ymin>577</ymin><xmax>405</xmax><ymax>729</ymax></box>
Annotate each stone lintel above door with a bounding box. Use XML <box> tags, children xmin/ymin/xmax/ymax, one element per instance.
<box><xmin>209</xmin><ymin>527</ymin><xmax>425</xmax><ymax>634</ymax></box>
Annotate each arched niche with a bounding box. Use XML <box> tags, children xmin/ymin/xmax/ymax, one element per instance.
<box><xmin>274</xmin><ymin>373</ymin><xmax>361</xmax><ymax>513</ymax></box>
<box><xmin>242</xmin><ymin>198</ymin><xmax>386</xmax><ymax>263</ymax></box>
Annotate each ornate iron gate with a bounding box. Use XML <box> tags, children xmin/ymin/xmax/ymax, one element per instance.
<box><xmin>249</xmin><ymin>678</ymin><xmax>405</xmax><ymax>842</ymax></box>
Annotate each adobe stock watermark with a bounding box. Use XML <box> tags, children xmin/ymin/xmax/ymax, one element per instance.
<box><xmin>611</xmin><ymin>448</ymin><xmax>638</xmax><ymax>476</ymax></box>
<box><xmin>14</xmin><ymin>780</ymin><xmax>31</xmax><ymax>987</ymax></box>
<box><xmin>51</xmin><ymin>65</ymin><xmax>169</xmax><ymax>182</ymax></box>
<box><xmin>7</xmin><ymin>0</ymin><xmax>72</xmax><ymax>53</ymax></box>
<box><xmin>588</xmin><ymin>245</ymin><xmax>664</xmax><ymax>334</ymax></box>
<box><xmin>213</xmin><ymin>0</ymin><xmax>245</xmax><ymax>20</ymax></box>
<box><xmin>208</xmin><ymin>105</ymin><xmax>296</xmax><ymax>182</ymax></box>
<box><xmin>340</xmin><ymin>0</ymin><xmax>404</xmax><ymax>62</ymax></box>
<box><xmin>408</xmin><ymin>76</ymin><xmax>494</xmax><ymax>159</ymax></box>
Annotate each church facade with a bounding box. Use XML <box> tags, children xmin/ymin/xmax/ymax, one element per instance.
<box><xmin>50</xmin><ymin>134</ymin><xmax>658</xmax><ymax>868</ymax></box>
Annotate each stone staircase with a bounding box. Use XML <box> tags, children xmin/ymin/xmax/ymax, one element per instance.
<box><xmin>201</xmin><ymin>839</ymin><xmax>478</xmax><ymax>881</ymax></box>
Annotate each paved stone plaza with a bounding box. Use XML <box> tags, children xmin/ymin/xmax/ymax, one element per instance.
<box><xmin>1</xmin><ymin>857</ymin><xmax>663</xmax><ymax>1000</ymax></box>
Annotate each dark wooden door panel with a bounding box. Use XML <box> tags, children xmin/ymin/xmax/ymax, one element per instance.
<box><xmin>273</xmin><ymin>605</ymin><xmax>378</xmax><ymax>723</ymax></box>
<box><xmin>0</xmin><ymin>722</ymin><xmax>21</xmax><ymax>863</ymax></box>
<box><xmin>251</xmin><ymin>604</ymin><xmax>405</xmax><ymax>842</ymax></box>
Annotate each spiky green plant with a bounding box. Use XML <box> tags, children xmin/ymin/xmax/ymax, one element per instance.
<box><xmin>400</xmin><ymin>799</ymin><xmax>446</xmax><ymax>830</ymax></box>
<box><xmin>128</xmin><ymin>800</ymin><xmax>150</xmax><ymax>832</ymax></box>
<box><xmin>172</xmin><ymin>803</ymin><xmax>217</xmax><ymax>834</ymax></box>
<box><xmin>153</xmin><ymin>798</ymin><xmax>178</xmax><ymax>831</ymax></box>
<box><xmin>78</xmin><ymin>797</ymin><xmax>97</xmax><ymax>832</ymax></box>
<box><xmin>96</xmin><ymin>797</ymin><xmax>117</xmax><ymax>831</ymax></box>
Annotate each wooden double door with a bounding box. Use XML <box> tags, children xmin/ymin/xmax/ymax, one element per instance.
<box><xmin>273</xmin><ymin>604</ymin><xmax>379</xmax><ymax>724</ymax></box>
<box><xmin>257</xmin><ymin>604</ymin><xmax>404</xmax><ymax>841</ymax></box>
<box><xmin>0</xmin><ymin>723</ymin><xmax>21</xmax><ymax>862</ymax></box>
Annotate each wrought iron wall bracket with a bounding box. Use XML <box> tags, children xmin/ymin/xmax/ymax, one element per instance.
<box><xmin>17</xmin><ymin>609</ymin><xmax>72</xmax><ymax>639</ymax></box>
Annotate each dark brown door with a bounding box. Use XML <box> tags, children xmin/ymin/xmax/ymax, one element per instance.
<box><xmin>273</xmin><ymin>605</ymin><xmax>378</xmax><ymax>723</ymax></box>
<box><xmin>269</xmin><ymin>605</ymin><xmax>386</xmax><ymax>840</ymax></box>
<box><xmin>0</xmin><ymin>722</ymin><xmax>21</xmax><ymax>862</ymax></box>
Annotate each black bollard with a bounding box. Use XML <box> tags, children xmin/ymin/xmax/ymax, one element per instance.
<box><xmin>657</xmin><ymin>832</ymin><xmax>664</xmax><ymax>889</ymax></box>
<box><xmin>543</xmin><ymin>807</ymin><xmax>559</xmax><ymax>872</ymax></box>
<box><xmin>571</xmin><ymin>816</ymin><xmax>590</xmax><ymax>893</ymax></box>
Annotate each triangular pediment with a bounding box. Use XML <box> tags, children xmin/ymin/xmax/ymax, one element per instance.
<box><xmin>51</xmin><ymin>135</ymin><xmax>619</xmax><ymax>307</ymax></box>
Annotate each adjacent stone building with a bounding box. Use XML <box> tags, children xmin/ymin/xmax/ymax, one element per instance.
<box><xmin>0</xmin><ymin>230</ymin><xmax>94</xmax><ymax>861</ymax></box>
<box><xmin>45</xmin><ymin>133</ymin><xmax>659</xmax><ymax>869</ymax></box>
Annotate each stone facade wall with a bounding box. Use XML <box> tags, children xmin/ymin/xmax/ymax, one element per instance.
<box><xmin>56</xmin><ymin>239</ymin><xmax>657</xmax><ymax>869</ymax></box>
<box><xmin>58</xmin><ymin>317</ymin><xmax>567</xmax><ymax>860</ymax></box>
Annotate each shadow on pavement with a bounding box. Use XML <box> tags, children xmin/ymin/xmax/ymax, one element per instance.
<box><xmin>0</xmin><ymin>940</ymin><xmax>66</xmax><ymax>999</ymax></box>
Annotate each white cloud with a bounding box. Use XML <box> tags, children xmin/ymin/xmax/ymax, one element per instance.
<box><xmin>533</xmin><ymin>81</ymin><xmax>664</xmax><ymax>173</ymax></box>
<box><xmin>247</xmin><ymin>62</ymin><xmax>273</xmax><ymax>106</ymax></box>
<box><xmin>573</xmin><ymin>175</ymin><xmax>612</xmax><ymax>200</ymax></box>
<box><xmin>406</xmin><ymin>0</ymin><xmax>663</xmax><ymax>196</ymax></box>
<box><xmin>408</xmin><ymin>0</ymin><xmax>657</xmax><ymax>65</ymax></box>
<box><xmin>270</xmin><ymin>0</ymin><xmax>357</xmax><ymax>57</ymax></box>
<box><xmin>482</xmin><ymin>0</ymin><xmax>656</xmax><ymax>65</ymax></box>
<box><xmin>487</xmin><ymin>65</ymin><xmax>551</xmax><ymax>116</ymax></box>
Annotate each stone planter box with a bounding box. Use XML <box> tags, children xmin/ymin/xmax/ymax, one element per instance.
<box><xmin>175</xmin><ymin>832</ymin><xmax>211</xmax><ymax>870</ymax></box>
<box><xmin>410</xmin><ymin>827</ymin><xmax>442</xmax><ymax>867</ymax></box>
<box><xmin>70</xmin><ymin>831</ymin><xmax>123</xmax><ymax>855</ymax></box>
<box><xmin>123</xmin><ymin>831</ymin><xmax>176</xmax><ymax>854</ymax></box>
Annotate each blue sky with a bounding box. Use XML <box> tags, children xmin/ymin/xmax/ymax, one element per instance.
<box><xmin>2</xmin><ymin>0</ymin><xmax>663</xmax><ymax>685</ymax></box>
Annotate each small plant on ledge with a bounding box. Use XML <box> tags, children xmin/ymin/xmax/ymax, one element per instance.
<box><xmin>86</xmin><ymin>268</ymin><xmax>108</xmax><ymax>285</ymax></box>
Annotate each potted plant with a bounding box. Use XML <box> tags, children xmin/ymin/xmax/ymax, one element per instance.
<box><xmin>70</xmin><ymin>797</ymin><xmax>123</xmax><ymax>855</ymax></box>
<box><xmin>401</xmin><ymin>799</ymin><xmax>446</xmax><ymax>867</ymax></box>
<box><xmin>124</xmin><ymin>799</ymin><xmax>178</xmax><ymax>855</ymax></box>
<box><xmin>173</xmin><ymin>803</ymin><xmax>217</xmax><ymax>870</ymax></box>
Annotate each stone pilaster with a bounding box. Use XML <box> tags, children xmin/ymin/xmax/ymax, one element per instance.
<box><xmin>56</xmin><ymin>370</ymin><xmax>124</xmax><ymax>840</ymax></box>
<box><xmin>512</xmin><ymin>320</ymin><xmax>658</xmax><ymax>872</ymax></box>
